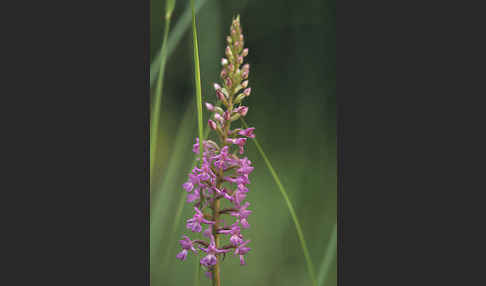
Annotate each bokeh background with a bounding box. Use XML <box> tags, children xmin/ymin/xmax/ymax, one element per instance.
<box><xmin>150</xmin><ymin>0</ymin><xmax>336</xmax><ymax>285</ymax></box>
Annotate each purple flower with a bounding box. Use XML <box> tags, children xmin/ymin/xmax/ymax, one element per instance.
<box><xmin>233</xmin><ymin>189</ymin><xmax>247</xmax><ymax>206</ymax></box>
<box><xmin>235</xmin><ymin>106</ymin><xmax>248</xmax><ymax>116</ymax></box>
<box><xmin>226</xmin><ymin>138</ymin><xmax>247</xmax><ymax>154</ymax></box>
<box><xmin>186</xmin><ymin>188</ymin><xmax>200</xmax><ymax>203</ymax></box>
<box><xmin>203</xmin><ymin>225</ymin><xmax>213</xmax><ymax>238</ymax></box>
<box><xmin>183</xmin><ymin>173</ymin><xmax>200</xmax><ymax>192</ymax></box>
<box><xmin>214</xmin><ymin>187</ymin><xmax>232</xmax><ymax>201</ymax></box>
<box><xmin>237</xmin><ymin>157</ymin><xmax>254</xmax><ymax>175</ymax></box>
<box><xmin>238</xmin><ymin>127</ymin><xmax>255</xmax><ymax>139</ymax></box>
<box><xmin>237</xmin><ymin>184</ymin><xmax>249</xmax><ymax>193</ymax></box>
<box><xmin>186</xmin><ymin>207</ymin><xmax>215</xmax><ymax>232</ymax></box>
<box><xmin>231</xmin><ymin>202</ymin><xmax>252</xmax><ymax>228</ymax></box>
<box><xmin>176</xmin><ymin>235</ymin><xmax>197</xmax><ymax>261</ymax></box>
<box><xmin>224</xmin><ymin>175</ymin><xmax>250</xmax><ymax>185</ymax></box>
<box><xmin>200</xmin><ymin>235</ymin><xmax>230</xmax><ymax>267</ymax></box>
<box><xmin>219</xmin><ymin>223</ymin><xmax>243</xmax><ymax>246</ymax></box>
<box><xmin>234</xmin><ymin>239</ymin><xmax>251</xmax><ymax>265</ymax></box>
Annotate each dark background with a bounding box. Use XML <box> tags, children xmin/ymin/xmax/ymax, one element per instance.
<box><xmin>150</xmin><ymin>0</ymin><xmax>336</xmax><ymax>285</ymax></box>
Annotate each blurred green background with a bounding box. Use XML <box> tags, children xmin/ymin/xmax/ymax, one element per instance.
<box><xmin>150</xmin><ymin>0</ymin><xmax>336</xmax><ymax>285</ymax></box>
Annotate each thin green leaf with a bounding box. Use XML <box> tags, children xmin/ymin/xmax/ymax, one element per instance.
<box><xmin>150</xmin><ymin>4</ymin><xmax>173</xmax><ymax>185</ymax></box>
<box><xmin>190</xmin><ymin>1</ymin><xmax>206</xmax><ymax>284</ymax></box>
<box><xmin>317</xmin><ymin>223</ymin><xmax>337</xmax><ymax>286</ymax></box>
<box><xmin>165</xmin><ymin>0</ymin><xmax>176</xmax><ymax>18</ymax></box>
<box><xmin>190</xmin><ymin>0</ymin><xmax>204</xmax><ymax>160</ymax></box>
<box><xmin>241</xmin><ymin>118</ymin><xmax>318</xmax><ymax>286</ymax></box>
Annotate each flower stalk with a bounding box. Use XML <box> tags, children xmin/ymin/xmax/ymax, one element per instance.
<box><xmin>177</xmin><ymin>15</ymin><xmax>254</xmax><ymax>286</ymax></box>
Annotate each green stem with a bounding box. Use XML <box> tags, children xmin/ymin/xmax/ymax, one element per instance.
<box><xmin>241</xmin><ymin>118</ymin><xmax>317</xmax><ymax>286</ymax></box>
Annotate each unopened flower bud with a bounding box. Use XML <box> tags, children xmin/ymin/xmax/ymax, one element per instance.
<box><xmin>238</xmin><ymin>56</ymin><xmax>243</xmax><ymax>65</ymax></box>
<box><xmin>242</xmin><ymin>48</ymin><xmax>249</xmax><ymax>57</ymax></box>
<box><xmin>225</xmin><ymin>46</ymin><xmax>233</xmax><ymax>58</ymax></box>
<box><xmin>243</xmin><ymin>88</ymin><xmax>251</xmax><ymax>96</ymax></box>
<box><xmin>242</xmin><ymin>64</ymin><xmax>250</xmax><ymax>72</ymax></box>
<box><xmin>205</xmin><ymin>102</ymin><xmax>214</xmax><ymax>111</ymax></box>
<box><xmin>227</xmin><ymin>63</ymin><xmax>234</xmax><ymax>73</ymax></box>
<box><xmin>208</xmin><ymin>119</ymin><xmax>217</xmax><ymax>130</ymax></box>
<box><xmin>241</xmin><ymin>71</ymin><xmax>249</xmax><ymax>79</ymax></box>
<box><xmin>216</xmin><ymin>89</ymin><xmax>226</xmax><ymax>101</ymax></box>
<box><xmin>226</xmin><ymin>36</ymin><xmax>232</xmax><ymax>44</ymax></box>
<box><xmin>225</xmin><ymin>77</ymin><xmax>232</xmax><ymax>88</ymax></box>
<box><xmin>239</xmin><ymin>34</ymin><xmax>244</xmax><ymax>42</ymax></box>
<box><xmin>220</xmin><ymin>69</ymin><xmax>227</xmax><ymax>79</ymax></box>
<box><xmin>223</xmin><ymin>111</ymin><xmax>231</xmax><ymax>121</ymax></box>
<box><xmin>213</xmin><ymin>83</ymin><xmax>221</xmax><ymax>91</ymax></box>
<box><xmin>231</xmin><ymin>29</ymin><xmax>236</xmax><ymax>37</ymax></box>
<box><xmin>221</xmin><ymin>58</ymin><xmax>228</xmax><ymax>66</ymax></box>
<box><xmin>214</xmin><ymin>113</ymin><xmax>224</xmax><ymax>125</ymax></box>
<box><xmin>234</xmin><ymin>41</ymin><xmax>240</xmax><ymax>49</ymax></box>
<box><xmin>241</xmin><ymin>80</ymin><xmax>249</xmax><ymax>88</ymax></box>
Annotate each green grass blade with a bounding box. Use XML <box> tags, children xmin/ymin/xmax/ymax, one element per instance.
<box><xmin>241</xmin><ymin>118</ymin><xmax>318</xmax><ymax>286</ymax></box>
<box><xmin>165</xmin><ymin>0</ymin><xmax>176</xmax><ymax>18</ymax></box>
<box><xmin>190</xmin><ymin>0</ymin><xmax>205</xmax><ymax>283</ymax></box>
<box><xmin>190</xmin><ymin>0</ymin><xmax>204</xmax><ymax>159</ymax></box>
<box><xmin>317</xmin><ymin>223</ymin><xmax>337</xmax><ymax>286</ymax></box>
<box><xmin>150</xmin><ymin>0</ymin><xmax>209</xmax><ymax>87</ymax></box>
<box><xmin>150</xmin><ymin>6</ymin><xmax>173</xmax><ymax>185</ymax></box>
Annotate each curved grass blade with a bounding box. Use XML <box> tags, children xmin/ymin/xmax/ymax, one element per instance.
<box><xmin>150</xmin><ymin>0</ymin><xmax>209</xmax><ymax>87</ymax></box>
<box><xmin>241</xmin><ymin>118</ymin><xmax>318</xmax><ymax>286</ymax></box>
<box><xmin>317</xmin><ymin>223</ymin><xmax>337</xmax><ymax>286</ymax></box>
<box><xmin>150</xmin><ymin>0</ymin><xmax>176</xmax><ymax>185</ymax></box>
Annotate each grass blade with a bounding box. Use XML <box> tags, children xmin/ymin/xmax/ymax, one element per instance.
<box><xmin>317</xmin><ymin>223</ymin><xmax>337</xmax><ymax>286</ymax></box>
<box><xmin>241</xmin><ymin>118</ymin><xmax>318</xmax><ymax>286</ymax></box>
<box><xmin>150</xmin><ymin>0</ymin><xmax>209</xmax><ymax>87</ymax></box>
<box><xmin>190</xmin><ymin>0</ymin><xmax>204</xmax><ymax>158</ymax></box>
<box><xmin>150</xmin><ymin>0</ymin><xmax>177</xmax><ymax>185</ymax></box>
<box><xmin>190</xmin><ymin>0</ymin><xmax>205</xmax><ymax>284</ymax></box>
